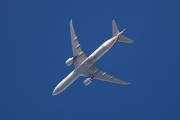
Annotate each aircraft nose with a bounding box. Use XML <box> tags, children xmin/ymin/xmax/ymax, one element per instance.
<box><xmin>52</xmin><ymin>87</ymin><xmax>60</xmax><ymax>96</ymax></box>
<box><xmin>52</xmin><ymin>84</ymin><xmax>64</xmax><ymax>96</ymax></box>
<box><xmin>52</xmin><ymin>89</ymin><xmax>58</xmax><ymax>96</ymax></box>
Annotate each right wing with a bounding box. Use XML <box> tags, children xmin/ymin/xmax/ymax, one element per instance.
<box><xmin>70</xmin><ymin>19</ymin><xmax>87</xmax><ymax>68</ymax></box>
<box><xmin>83</xmin><ymin>65</ymin><xmax>130</xmax><ymax>85</ymax></box>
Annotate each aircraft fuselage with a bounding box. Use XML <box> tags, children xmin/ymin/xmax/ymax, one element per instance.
<box><xmin>52</xmin><ymin>34</ymin><xmax>120</xmax><ymax>95</ymax></box>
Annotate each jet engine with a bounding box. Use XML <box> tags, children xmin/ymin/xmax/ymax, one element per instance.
<box><xmin>65</xmin><ymin>57</ymin><xmax>74</xmax><ymax>66</ymax></box>
<box><xmin>84</xmin><ymin>77</ymin><xmax>92</xmax><ymax>86</ymax></box>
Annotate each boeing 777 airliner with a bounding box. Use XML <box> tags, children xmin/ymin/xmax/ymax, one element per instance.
<box><xmin>52</xmin><ymin>19</ymin><xmax>134</xmax><ymax>96</ymax></box>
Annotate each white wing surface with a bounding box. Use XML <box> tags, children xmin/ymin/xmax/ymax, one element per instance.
<box><xmin>70</xmin><ymin>19</ymin><xmax>87</xmax><ymax>68</ymax></box>
<box><xmin>83</xmin><ymin>65</ymin><xmax>130</xmax><ymax>85</ymax></box>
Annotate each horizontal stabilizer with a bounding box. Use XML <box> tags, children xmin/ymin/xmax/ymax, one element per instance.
<box><xmin>118</xmin><ymin>35</ymin><xmax>134</xmax><ymax>43</ymax></box>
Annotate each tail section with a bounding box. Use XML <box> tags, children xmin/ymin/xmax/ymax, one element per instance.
<box><xmin>112</xmin><ymin>20</ymin><xmax>119</xmax><ymax>36</ymax></box>
<box><xmin>112</xmin><ymin>20</ymin><xmax>134</xmax><ymax>43</ymax></box>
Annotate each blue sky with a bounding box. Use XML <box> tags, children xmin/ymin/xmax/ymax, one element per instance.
<box><xmin>1</xmin><ymin>0</ymin><xmax>180</xmax><ymax>120</ymax></box>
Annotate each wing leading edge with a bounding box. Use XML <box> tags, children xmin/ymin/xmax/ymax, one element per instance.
<box><xmin>70</xmin><ymin>19</ymin><xmax>87</xmax><ymax>68</ymax></box>
<box><xmin>82</xmin><ymin>65</ymin><xmax>130</xmax><ymax>85</ymax></box>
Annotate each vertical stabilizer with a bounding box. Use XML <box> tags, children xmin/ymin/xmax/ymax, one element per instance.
<box><xmin>112</xmin><ymin>20</ymin><xmax>119</xmax><ymax>36</ymax></box>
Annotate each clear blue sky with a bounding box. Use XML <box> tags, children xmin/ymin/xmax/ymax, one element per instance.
<box><xmin>1</xmin><ymin>0</ymin><xmax>180</xmax><ymax>120</ymax></box>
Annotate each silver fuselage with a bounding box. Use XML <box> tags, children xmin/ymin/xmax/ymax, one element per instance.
<box><xmin>52</xmin><ymin>34</ymin><xmax>120</xmax><ymax>95</ymax></box>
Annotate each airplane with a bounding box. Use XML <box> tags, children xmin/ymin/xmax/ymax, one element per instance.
<box><xmin>52</xmin><ymin>19</ymin><xmax>134</xmax><ymax>96</ymax></box>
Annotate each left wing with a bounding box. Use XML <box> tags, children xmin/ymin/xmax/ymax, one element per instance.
<box><xmin>70</xmin><ymin>19</ymin><xmax>87</xmax><ymax>68</ymax></box>
<box><xmin>82</xmin><ymin>65</ymin><xmax>130</xmax><ymax>85</ymax></box>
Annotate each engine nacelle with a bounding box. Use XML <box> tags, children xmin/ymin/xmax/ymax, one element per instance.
<box><xmin>65</xmin><ymin>57</ymin><xmax>74</xmax><ymax>66</ymax></box>
<box><xmin>84</xmin><ymin>78</ymin><xmax>92</xmax><ymax>86</ymax></box>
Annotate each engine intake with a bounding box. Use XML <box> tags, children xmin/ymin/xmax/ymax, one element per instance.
<box><xmin>84</xmin><ymin>77</ymin><xmax>92</xmax><ymax>86</ymax></box>
<box><xmin>65</xmin><ymin>57</ymin><xmax>74</xmax><ymax>66</ymax></box>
